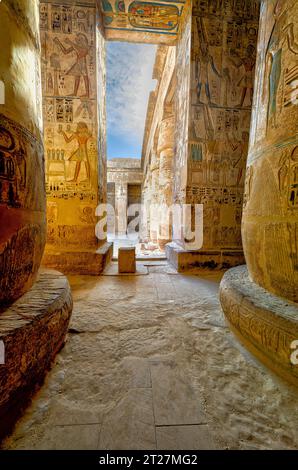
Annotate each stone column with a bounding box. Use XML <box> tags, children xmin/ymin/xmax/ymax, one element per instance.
<box><xmin>166</xmin><ymin>0</ymin><xmax>260</xmax><ymax>271</ymax></box>
<box><xmin>0</xmin><ymin>0</ymin><xmax>46</xmax><ymax>304</ymax></box>
<box><xmin>220</xmin><ymin>0</ymin><xmax>298</xmax><ymax>386</ymax></box>
<box><xmin>157</xmin><ymin>114</ymin><xmax>175</xmax><ymax>247</ymax></box>
<box><xmin>149</xmin><ymin>151</ymin><xmax>160</xmax><ymax>243</ymax></box>
<box><xmin>40</xmin><ymin>0</ymin><xmax>112</xmax><ymax>274</ymax></box>
<box><xmin>115</xmin><ymin>182</ymin><xmax>128</xmax><ymax>236</ymax></box>
<box><xmin>0</xmin><ymin>0</ymin><xmax>73</xmax><ymax>440</ymax></box>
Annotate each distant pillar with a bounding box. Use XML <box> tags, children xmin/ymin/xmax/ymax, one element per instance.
<box><xmin>157</xmin><ymin>114</ymin><xmax>175</xmax><ymax>247</ymax></box>
<box><xmin>149</xmin><ymin>151</ymin><xmax>160</xmax><ymax>243</ymax></box>
<box><xmin>0</xmin><ymin>0</ymin><xmax>46</xmax><ymax>304</ymax></box>
<box><xmin>116</xmin><ymin>182</ymin><xmax>128</xmax><ymax>236</ymax></box>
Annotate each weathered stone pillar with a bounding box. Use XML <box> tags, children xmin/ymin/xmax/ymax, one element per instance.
<box><xmin>220</xmin><ymin>0</ymin><xmax>298</xmax><ymax>386</ymax></box>
<box><xmin>115</xmin><ymin>182</ymin><xmax>128</xmax><ymax>236</ymax></box>
<box><xmin>40</xmin><ymin>0</ymin><xmax>112</xmax><ymax>274</ymax></box>
<box><xmin>166</xmin><ymin>0</ymin><xmax>260</xmax><ymax>271</ymax></box>
<box><xmin>0</xmin><ymin>0</ymin><xmax>46</xmax><ymax>305</ymax></box>
<box><xmin>149</xmin><ymin>151</ymin><xmax>160</xmax><ymax>243</ymax></box>
<box><xmin>157</xmin><ymin>114</ymin><xmax>175</xmax><ymax>247</ymax></box>
<box><xmin>0</xmin><ymin>0</ymin><xmax>73</xmax><ymax>441</ymax></box>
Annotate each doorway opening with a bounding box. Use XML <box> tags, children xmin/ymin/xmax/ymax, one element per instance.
<box><xmin>106</xmin><ymin>40</ymin><xmax>173</xmax><ymax>259</ymax></box>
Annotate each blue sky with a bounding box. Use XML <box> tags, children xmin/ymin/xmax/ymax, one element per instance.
<box><xmin>106</xmin><ymin>42</ymin><xmax>157</xmax><ymax>159</ymax></box>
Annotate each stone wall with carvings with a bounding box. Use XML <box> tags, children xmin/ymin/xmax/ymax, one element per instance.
<box><xmin>173</xmin><ymin>2</ymin><xmax>191</xmax><ymax>210</ymax></box>
<box><xmin>141</xmin><ymin>45</ymin><xmax>176</xmax><ymax>245</ymax></box>
<box><xmin>188</xmin><ymin>0</ymin><xmax>260</xmax><ymax>253</ymax></box>
<box><xmin>243</xmin><ymin>0</ymin><xmax>298</xmax><ymax>302</ymax></box>
<box><xmin>40</xmin><ymin>0</ymin><xmax>107</xmax><ymax>253</ymax></box>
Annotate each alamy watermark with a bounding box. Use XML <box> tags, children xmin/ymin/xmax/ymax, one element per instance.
<box><xmin>95</xmin><ymin>203</ymin><xmax>204</xmax><ymax>250</ymax></box>
<box><xmin>0</xmin><ymin>340</ymin><xmax>5</xmax><ymax>365</ymax></box>
<box><xmin>0</xmin><ymin>79</ymin><xmax>4</xmax><ymax>105</ymax></box>
<box><xmin>290</xmin><ymin>340</ymin><xmax>298</xmax><ymax>365</ymax></box>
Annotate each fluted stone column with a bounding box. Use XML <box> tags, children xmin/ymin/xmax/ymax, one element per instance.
<box><xmin>0</xmin><ymin>1</ymin><xmax>73</xmax><ymax>440</ymax></box>
<box><xmin>157</xmin><ymin>114</ymin><xmax>175</xmax><ymax>247</ymax></box>
<box><xmin>116</xmin><ymin>182</ymin><xmax>128</xmax><ymax>236</ymax></box>
<box><xmin>220</xmin><ymin>0</ymin><xmax>298</xmax><ymax>386</ymax></box>
<box><xmin>149</xmin><ymin>151</ymin><xmax>160</xmax><ymax>243</ymax></box>
<box><xmin>0</xmin><ymin>0</ymin><xmax>46</xmax><ymax>305</ymax></box>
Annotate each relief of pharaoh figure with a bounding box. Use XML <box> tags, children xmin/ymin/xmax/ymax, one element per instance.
<box><xmin>54</xmin><ymin>33</ymin><xmax>90</xmax><ymax>97</ymax></box>
<box><xmin>58</xmin><ymin>122</ymin><xmax>91</xmax><ymax>183</ymax></box>
<box><xmin>264</xmin><ymin>0</ymin><xmax>298</xmax><ymax>129</ymax></box>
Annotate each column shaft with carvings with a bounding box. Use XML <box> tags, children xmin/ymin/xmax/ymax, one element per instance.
<box><xmin>157</xmin><ymin>113</ymin><xmax>175</xmax><ymax>247</ymax></box>
<box><xmin>220</xmin><ymin>0</ymin><xmax>298</xmax><ymax>387</ymax></box>
<box><xmin>115</xmin><ymin>182</ymin><xmax>128</xmax><ymax>236</ymax></box>
<box><xmin>149</xmin><ymin>151</ymin><xmax>160</xmax><ymax>243</ymax></box>
<box><xmin>0</xmin><ymin>0</ymin><xmax>46</xmax><ymax>304</ymax></box>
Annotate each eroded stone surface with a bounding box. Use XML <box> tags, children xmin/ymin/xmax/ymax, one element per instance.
<box><xmin>220</xmin><ymin>265</ymin><xmax>298</xmax><ymax>387</ymax></box>
<box><xmin>3</xmin><ymin>267</ymin><xmax>298</xmax><ymax>450</ymax></box>
<box><xmin>0</xmin><ymin>0</ymin><xmax>46</xmax><ymax>305</ymax></box>
<box><xmin>0</xmin><ymin>269</ymin><xmax>73</xmax><ymax>441</ymax></box>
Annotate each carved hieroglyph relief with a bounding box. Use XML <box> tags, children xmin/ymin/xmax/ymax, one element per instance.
<box><xmin>99</xmin><ymin>0</ymin><xmax>186</xmax><ymax>45</ymax></box>
<box><xmin>243</xmin><ymin>0</ymin><xmax>298</xmax><ymax>302</ymax></box>
<box><xmin>188</xmin><ymin>0</ymin><xmax>259</xmax><ymax>251</ymax></box>
<box><xmin>0</xmin><ymin>0</ymin><xmax>46</xmax><ymax>305</ymax></box>
<box><xmin>173</xmin><ymin>3</ymin><xmax>191</xmax><ymax>207</ymax></box>
<box><xmin>40</xmin><ymin>1</ymin><xmax>106</xmax><ymax>250</ymax></box>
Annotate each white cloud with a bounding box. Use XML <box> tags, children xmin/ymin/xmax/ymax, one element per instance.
<box><xmin>106</xmin><ymin>42</ymin><xmax>157</xmax><ymax>145</ymax></box>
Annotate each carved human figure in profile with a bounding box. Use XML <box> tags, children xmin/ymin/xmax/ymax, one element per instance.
<box><xmin>229</xmin><ymin>45</ymin><xmax>256</xmax><ymax>107</ymax></box>
<box><xmin>264</xmin><ymin>0</ymin><xmax>298</xmax><ymax>129</ymax></box>
<box><xmin>194</xmin><ymin>18</ymin><xmax>222</xmax><ymax>106</ymax></box>
<box><xmin>227</xmin><ymin>131</ymin><xmax>249</xmax><ymax>186</ymax></box>
<box><xmin>58</xmin><ymin>122</ymin><xmax>91</xmax><ymax>183</ymax></box>
<box><xmin>54</xmin><ymin>33</ymin><xmax>90</xmax><ymax>97</ymax></box>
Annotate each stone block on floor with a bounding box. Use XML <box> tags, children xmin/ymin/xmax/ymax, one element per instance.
<box><xmin>118</xmin><ymin>247</ymin><xmax>136</xmax><ymax>274</ymax></box>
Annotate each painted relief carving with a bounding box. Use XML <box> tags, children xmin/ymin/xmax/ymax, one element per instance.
<box><xmin>242</xmin><ymin>0</ymin><xmax>298</xmax><ymax>302</ymax></box>
<box><xmin>58</xmin><ymin>122</ymin><xmax>92</xmax><ymax>183</ymax></box>
<box><xmin>128</xmin><ymin>2</ymin><xmax>179</xmax><ymax>31</ymax></box>
<box><xmin>0</xmin><ymin>0</ymin><xmax>46</xmax><ymax>304</ymax></box>
<box><xmin>40</xmin><ymin>2</ymin><xmax>106</xmax><ymax>252</ymax></box>
<box><xmin>0</xmin><ymin>114</ymin><xmax>44</xmax><ymax>212</ymax></box>
<box><xmin>189</xmin><ymin>0</ymin><xmax>259</xmax><ymax>251</ymax></box>
<box><xmin>264</xmin><ymin>1</ymin><xmax>298</xmax><ymax>130</ymax></box>
<box><xmin>99</xmin><ymin>0</ymin><xmax>185</xmax><ymax>44</ymax></box>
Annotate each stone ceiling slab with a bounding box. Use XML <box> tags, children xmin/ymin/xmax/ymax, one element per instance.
<box><xmin>98</xmin><ymin>0</ymin><xmax>187</xmax><ymax>45</ymax></box>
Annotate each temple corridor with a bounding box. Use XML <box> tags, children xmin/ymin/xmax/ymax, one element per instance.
<box><xmin>3</xmin><ymin>263</ymin><xmax>298</xmax><ymax>451</ymax></box>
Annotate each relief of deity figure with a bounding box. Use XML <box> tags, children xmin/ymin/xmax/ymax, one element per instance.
<box><xmin>227</xmin><ymin>131</ymin><xmax>249</xmax><ymax>186</ymax></box>
<box><xmin>54</xmin><ymin>33</ymin><xmax>90</xmax><ymax>97</ymax></box>
<box><xmin>195</xmin><ymin>18</ymin><xmax>222</xmax><ymax>106</ymax></box>
<box><xmin>228</xmin><ymin>45</ymin><xmax>256</xmax><ymax>107</ymax></box>
<box><xmin>195</xmin><ymin>41</ymin><xmax>222</xmax><ymax>106</ymax></box>
<box><xmin>264</xmin><ymin>0</ymin><xmax>298</xmax><ymax>129</ymax></box>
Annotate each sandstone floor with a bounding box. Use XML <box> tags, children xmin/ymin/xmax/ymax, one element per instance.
<box><xmin>3</xmin><ymin>263</ymin><xmax>298</xmax><ymax>450</ymax></box>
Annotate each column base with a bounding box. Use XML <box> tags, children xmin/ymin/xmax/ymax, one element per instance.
<box><xmin>220</xmin><ymin>265</ymin><xmax>298</xmax><ymax>387</ymax></box>
<box><xmin>42</xmin><ymin>242</ymin><xmax>113</xmax><ymax>275</ymax></box>
<box><xmin>165</xmin><ymin>242</ymin><xmax>245</xmax><ymax>272</ymax></box>
<box><xmin>0</xmin><ymin>269</ymin><xmax>73</xmax><ymax>441</ymax></box>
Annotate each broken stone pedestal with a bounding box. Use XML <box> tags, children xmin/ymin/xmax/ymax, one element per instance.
<box><xmin>0</xmin><ymin>269</ymin><xmax>73</xmax><ymax>441</ymax></box>
<box><xmin>118</xmin><ymin>247</ymin><xmax>136</xmax><ymax>274</ymax></box>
